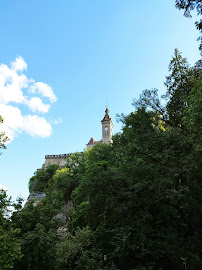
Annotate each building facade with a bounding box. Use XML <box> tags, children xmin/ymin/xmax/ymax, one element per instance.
<box><xmin>45</xmin><ymin>108</ymin><xmax>113</xmax><ymax>167</ymax></box>
<box><xmin>86</xmin><ymin>107</ymin><xmax>113</xmax><ymax>149</ymax></box>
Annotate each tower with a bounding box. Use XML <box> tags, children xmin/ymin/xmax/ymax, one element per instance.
<box><xmin>101</xmin><ymin>107</ymin><xmax>113</xmax><ymax>143</ymax></box>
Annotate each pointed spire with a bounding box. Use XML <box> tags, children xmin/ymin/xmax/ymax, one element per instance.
<box><xmin>105</xmin><ymin>107</ymin><xmax>109</xmax><ymax>115</ymax></box>
<box><xmin>101</xmin><ymin>107</ymin><xmax>111</xmax><ymax>122</ymax></box>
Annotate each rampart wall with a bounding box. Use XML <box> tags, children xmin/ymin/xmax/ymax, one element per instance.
<box><xmin>45</xmin><ymin>153</ymin><xmax>71</xmax><ymax>168</ymax></box>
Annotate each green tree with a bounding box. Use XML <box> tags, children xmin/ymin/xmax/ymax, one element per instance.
<box><xmin>175</xmin><ymin>0</ymin><xmax>202</xmax><ymax>53</ymax></box>
<box><xmin>56</xmin><ymin>227</ymin><xmax>117</xmax><ymax>270</ymax></box>
<box><xmin>68</xmin><ymin>51</ymin><xmax>202</xmax><ymax>269</ymax></box>
<box><xmin>0</xmin><ymin>117</ymin><xmax>21</xmax><ymax>269</ymax></box>
<box><xmin>164</xmin><ymin>49</ymin><xmax>194</xmax><ymax>127</ymax></box>
<box><xmin>12</xmin><ymin>165</ymin><xmax>74</xmax><ymax>270</ymax></box>
<box><xmin>0</xmin><ymin>190</ymin><xmax>22</xmax><ymax>270</ymax></box>
<box><xmin>0</xmin><ymin>116</ymin><xmax>9</xmax><ymax>153</ymax></box>
<box><xmin>12</xmin><ymin>51</ymin><xmax>202</xmax><ymax>270</ymax></box>
<box><xmin>29</xmin><ymin>164</ymin><xmax>60</xmax><ymax>193</ymax></box>
<box><xmin>183</xmin><ymin>69</ymin><xmax>202</xmax><ymax>133</ymax></box>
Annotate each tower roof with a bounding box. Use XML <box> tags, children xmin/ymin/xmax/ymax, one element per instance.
<box><xmin>87</xmin><ymin>137</ymin><xmax>95</xmax><ymax>145</ymax></box>
<box><xmin>101</xmin><ymin>107</ymin><xmax>111</xmax><ymax>122</ymax></box>
<box><xmin>87</xmin><ymin>137</ymin><xmax>100</xmax><ymax>145</ymax></box>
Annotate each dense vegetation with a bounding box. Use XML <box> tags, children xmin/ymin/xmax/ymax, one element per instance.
<box><xmin>3</xmin><ymin>49</ymin><xmax>199</xmax><ymax>270</ymax></box>
<box><xmin>0</xmin><ymin>118</ymin><xmax>19</xmax><ymax>270</ymax></box>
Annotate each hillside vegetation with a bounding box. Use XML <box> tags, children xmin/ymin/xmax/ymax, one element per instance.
<box><xmin>5</xmin><ymin>50</ymin><xmax>201</xmax><ymax>270</ymax></box>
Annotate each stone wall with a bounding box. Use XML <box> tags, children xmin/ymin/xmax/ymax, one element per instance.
<box><xmin>45</xmin><ymin>153</ymin><xmax>71</xmax><ymax>168</ymax></box>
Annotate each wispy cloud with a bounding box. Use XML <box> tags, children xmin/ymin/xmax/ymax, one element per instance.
<box><xmin>27</xmin><ymin>97</ymin><xmax>51</xmax><ymax>113</ymax></box>
<box><xmin>29</xmin><ymin>82</ymin><xmax>57</xmax><ymax>103</ymax></box>
<box><xmin>53</xmin><ymin>117</ymin><xmax>63</xmax><ymax>124</ymax></box>
<box><xmin>0</xmin><ymin>56</ymin><xmax>57</xmax><ymax>141</ymax></box>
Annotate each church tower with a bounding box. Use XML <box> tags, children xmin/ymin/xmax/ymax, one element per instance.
<box><xmin>101</xmin><ymin>107</ymin><xmax>113</xmax><ymax>143</ymax></box>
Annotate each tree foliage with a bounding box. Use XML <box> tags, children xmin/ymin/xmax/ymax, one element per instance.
<box><xmin>0</xmin><ymin>190</ymin><xmax>22</xmax><ymax>270</ymax></box>
<box><xmin>0</xmin><ymin>119</ymin><xmax>21</xmax><ymax>269</ymax></box>
<box><xmin>176</xmin><ymin>0</ymin><xmax>202</xmax><ymax>18</ymax></box>
<box><xmin>0</xmin><ymin>116</ymin><xmax>9</xmax><ymax>153</ymax></box>
<box><xmin>10</xmin><ymin>50</ymin><xmax>202</xmax><ymax>270</ymax></box>
<box><xmin>29</xmin><ymin>164</ymin><xmax>60</xmax><ymax>193</ymax></box>
<box><xmin>175</xmin><ymin>0</ymin><xmax>202</xmax><ymax>53</ymax></box>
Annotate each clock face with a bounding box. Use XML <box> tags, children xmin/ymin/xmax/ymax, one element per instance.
<box><xmin>105</xmin><ymin>126</ymin><xmax>108</xmax><ymax>131</ymax></box>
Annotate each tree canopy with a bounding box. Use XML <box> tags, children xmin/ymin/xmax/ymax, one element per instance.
<box><xmin>175</xmin><ymin>0</ymin><xmax>202</xmax><ymax>53</ymax></box>
<box><xmin>9</xmin><ymin>49</ymin><xmax>202</xmax><ymax>270</ymax></box>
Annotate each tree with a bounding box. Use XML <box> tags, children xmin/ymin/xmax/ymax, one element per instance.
<box><xmin>175</xmin><ymin>0</ymin><xmax>202</xmax><ymax>53</ymax></box>
<box><xmin>0</xmin><ymin>190</ymin><xmax>22</xmax><ymax>270</ymax></box>
<box><xmin>164</xmin><ymin>49</ymin><xmax>194</xmax><ymax>127</ymax></box>
<box><xmin>0</xmin><ymin>116</ymin><xmax>9</xmax><ymax>154</ymax></box>
<box><xmin>175</xmin><ymin>0</ymin><xmax>202</xmax><ymax>23</ymax></box>
<box><xmin>11</xmin><ymin>50</ymin><xmax>202</xmax><ymax>269</ymax></box>
<box><xmin>133</xmin><ymin>49</ymin><xmax>200</xmax><ymax>128</ymax></box>
<box><xmin>12</xmin><ymin>164</ymin><xmax>73</xmax><ymax>270</ymax></box>
<box><xmin>56</xmin><ymin>227</ymin><xmax>117</xmax><ymax>270</ymax></box>
<box><xmin>68</xmin><ymin>51</ymin><xmax>202</xmax><ymax>269</ymax></box>
<box><xmin>183</xmin><ymin>68</ymin><xmax>202</xmax><ymax>133</ymax></box>
<box><xmin>29</xmin><ymin>164</ymin><xmax>60</xmax><ymax>193</ymax></box>
<box><xmin>0</xmin><ymin>117</ymin><xmax>21</xmax><ymax>269</ymax></box>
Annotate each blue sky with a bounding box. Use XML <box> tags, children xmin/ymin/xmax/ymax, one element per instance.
<box><xmin>0</xmin><ymin>0</ymin><xmax>200</xmax><ymax>202</ymax></box>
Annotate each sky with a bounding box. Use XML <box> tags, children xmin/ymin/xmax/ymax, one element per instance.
<box><xmin>0</xmin><ymin>0</ymin><xmax>200</xmax><ymax>202</ymax></box>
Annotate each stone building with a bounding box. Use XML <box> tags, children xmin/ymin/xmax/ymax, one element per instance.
<box><xmin>86</xmin><ymin>107</ymin><xmax>113</xmax><ymax>149</ymax></box>
<box><xmin>45</xmin><ymin>107</ymin><xmax>113</xmax><ymax>167</ymax></box>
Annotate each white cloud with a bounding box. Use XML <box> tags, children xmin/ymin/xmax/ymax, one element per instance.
<box><xmin>27</xmin><ymin>97</ymin><xmax>50</xmax><ymax>113</ymax></box>
<box><xmin>29</xmin><ymin>82</ymin><xmax>57</xmax><ymax>103</ymax></box>
<box><xmin>0</xmin><ymin>104</ymin><xmax>52</xmax><ymax>141</ymax></box>
<box><xmin>22</xmin><ymin>115</ymin><xmax>52</xmax><ymax>137</ymax></box>
<box><xmin>0</xmin><ymin>62</ymin><xmax>28</xmax><ymax>104</ymax></box>
<box><xmin>0</xmin><ymin>57</ymin><xmax>57</xmax><ymax>141</ymax></box>
<box><xmin>0</xmin><ymin>184</ymin><xmax>8</xmax><ymax>191</ymax></box>
<box><xmin>11</xmin><ymin>56</ymin><xmax>27</xmax><ymax>72</ymax></box>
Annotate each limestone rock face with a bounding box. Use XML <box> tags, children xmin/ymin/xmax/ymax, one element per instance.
<box><xmin>26</xmin><ymin>192</ymin><xmax>46</xmax><ymax>206</ymax></box>
<box><xmin>54</xmin><ymin>213</ymin><xmax>67</xmax><ymax>224</ymax></box>
<box><xmin>57</xmin><ymin>226</ymin><xmax>68</xmax><ymax>235</ymax></box>
<box><xmin>54</xmin><ymin>202</ymin><xmax>74</xmax><ymax>236</ymax></box>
